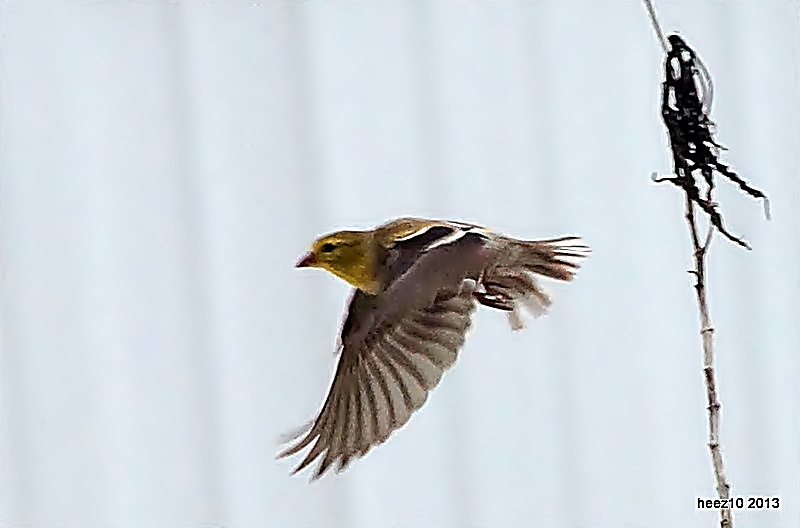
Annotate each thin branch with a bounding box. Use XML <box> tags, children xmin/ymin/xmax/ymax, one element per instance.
<box><xmin>643</xmin><ymin>0</ymin><xmax>669</xmax><ymax>53</ymax></box>
<box><xmin>685</xmin><ymin>195</ymin><xmax>733</xmax><ymax>528</ymax></box>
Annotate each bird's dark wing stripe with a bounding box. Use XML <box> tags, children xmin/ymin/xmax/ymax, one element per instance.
<box><xmin>415</xmin><ymin>311</ymin><xmax>469</xmax><ymax>333</ymax></box>
<box><xmin>284</xmin><ymin>355</ymin><xmax>357</xmax><ymax>472</ymax></box>
<box><xmin>292</xmin><ymin>419</ymin><xmax>329</xmax><ymax>475</ymax></box>
<box><xmin>280</xmin><ymin>399</ymin><xmax>328</xmax><ymax>462</ymax></box>
<box><xmin>430</xmin><ymin>333</ymin><xmax>464</xmax><ymax>356</ymax></box>
<box><xmin>378</xmin><ymin>335</ymin><xmax>429</xmax><ymax>393</ymax></box>
<box><xmin>381</xmin><ymin>226</ymin><xmax>458</xmax><ymax>286</ymax></box>
<box><xmin>399</xmin><ymin>323</ymin><xmax>457</xmax><ymax>367</ymax></box>
<box><xmin>385</xmin><ymin>333</ymin><xmax>443</xmax><ymax>390</ymax></box>
<box><xmin>421</xmin><ymin>315</ymin><xmax>467</xmax><ymax>349</ymax></box>
<box><xmin>393</xmin><ymin>225</ymin><xmax>457</xmax><ymax>249</ymax></box>
<box><xmin>393</xmin><ymin>325</ymin><xmax>454</xmax><ymax>369</ymax></box>
<box><xmin>357</xmin><ymin>358</ymin><xmax>379</xmax><ymax>455</ymax></box>
<box><xmin>278</xmin><ymin>427</ymin><xmax>317</xmax><ymax>460</ymax></box>
<box><xmin>330</xmin><ymin>380</ymin><xmax>353</xmax><ymax>473</ymax></box>
<box><xmin>315</xmin><ymin>383</ymin><xmax>349</xmax><ymax>478</ymax></box>
<box><xmin>383</xmin><ymin>349</ymin><xmax>428</xmax><ymax>414</ymax></box>
<box><xmin>425</xmin><ymin>299</ymin><xmax>461</xmax><ymax>315</ymax></box>
<box><xmin>373</xmin><ymin>342</ymin><xmax>414</xmax><ymax>412</ymax></box>
<box><xmin>399</xmin><ymin>317</ymin><xmax>438</xmax><ymax>343</ymax></box>
<box><xmin>344</xmin><ymin>372</ymin><xmax>363</xmax><ymax>467</ymax></box>
<box><xmin>363</xmin><ymin>352</ymin><xmax>396</xmax><ymax>438</ymax></box>
<box><xmin>391</xmin><ymin>326</ymin><xmax>449</xmax><ymax>369</ymax></box>
<box><xmin>375</xmin><ymin>355</ymin><xmax>414</xmax><ymax>432</ymax></box>
<box><xmin>403</xmin><ymin>320</ymin><xmax>464</xmax><ymax>344</ymax></box>
<box><xmin>372</xmin><ymin>351</ymin><xmax>411</xmax><ymax>431</ymax></box>
<box><xmin>298</xmin><ymin>375</ymin><xmax>348</xmax><ymax>473</ymax></box>
<box><xmin>280</xmin><ymin>342</ymin><xmax>368</xmax><ymax>462</ymax></box>
<box><xmin>337</xmin><ymin>379</ymin><xmax>358</xmax><ymax>471</ymax></box>
<box><xmin>334</xmin><ymin>379</ymin><xmax>354</xmax><ymax>460</ymax></box>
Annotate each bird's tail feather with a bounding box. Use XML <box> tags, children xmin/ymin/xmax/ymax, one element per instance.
<box><xmin>505</xmin><ymin>236</ymin><xmax>591</xmax><ymax>282</ymax></box>
<box><xmin>476</xmin><ymin>236</ymin><xmax>590</xmax><ymax>330</ymax></box>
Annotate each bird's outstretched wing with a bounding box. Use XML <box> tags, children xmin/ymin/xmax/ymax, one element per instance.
<box><xmin>279</xmin><ymin>226</ymin><xmax>493</xmax><ymax>480</ymax></box>
<box><xmin>277</xmin><ymin>288</ymin><xmax>475</xmax><ymax>479</ymax></box>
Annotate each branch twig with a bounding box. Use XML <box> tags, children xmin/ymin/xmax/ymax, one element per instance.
<box><xmin>685</xmin><ymin>195</ymin><xmax>733</xmax><ymax>528</ymax></box>
<box><xmin>643</xmin><ymin>0</ymin><xmax>668</xmax><ymax>53</ymax></box>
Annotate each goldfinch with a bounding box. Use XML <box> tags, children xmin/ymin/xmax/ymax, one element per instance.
<box><xmin>279</xmin><ymin>217</ymin><xmax>590</xmax><ymax>479</ymax></box>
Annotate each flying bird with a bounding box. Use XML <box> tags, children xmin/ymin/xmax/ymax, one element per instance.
<box><xmin>279</xmin><ymin>217</ymin><xmax>590</xmax><ymax>479</ymax></box>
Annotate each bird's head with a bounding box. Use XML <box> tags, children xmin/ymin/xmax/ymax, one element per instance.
<box><xmin>296</xmin><ymin>230</ymin><xmax>380</xmax><ymax>294</ymax></box>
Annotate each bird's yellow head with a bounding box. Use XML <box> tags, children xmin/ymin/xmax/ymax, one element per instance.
<box><xmin>295</xmin><ymin>230</ymin><xmax>380</xmax><ymax>294</ymax></box>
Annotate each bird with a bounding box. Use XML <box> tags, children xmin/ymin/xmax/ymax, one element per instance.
<box><xmin>279</xmin><ymin>217</ymin><xmax>590</xmax><ymax>480</ymax></box>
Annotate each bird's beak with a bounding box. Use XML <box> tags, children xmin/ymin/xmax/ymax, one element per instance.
<box><xmin>295</xmin><ymin>252</ymin><xmax>317</xmax><ymax>268</ymax></box>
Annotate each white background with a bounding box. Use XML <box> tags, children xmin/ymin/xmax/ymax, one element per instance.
<box><xmin>1</xmin><ymin>1</ymin><xmax>798</xmax><ymax>527</ymax></box>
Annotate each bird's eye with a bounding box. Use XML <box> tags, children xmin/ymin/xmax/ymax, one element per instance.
<box><xmin>320</xmin><ymin>243</ymin><xmax>336</xmax><ymax>253</ymax></box>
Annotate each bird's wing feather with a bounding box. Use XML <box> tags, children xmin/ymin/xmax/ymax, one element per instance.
<box><xmin>279</xmin><ymin>227</ymin><xmax>492</xmax><ymax>480</ymax></box>
<box><xmin>278</xmin><ymin>289</ymin><xmax>475</xmax><ymax>479</ymax></box>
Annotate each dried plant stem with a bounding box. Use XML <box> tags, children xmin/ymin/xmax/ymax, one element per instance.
<box><xmin>685</xmin><ymin>194</ymin><xmax>733</xmax><ymax>528</ymax></box>
<box><xmin>643</xmin><ymin>0</ymin><xmax>668</xmax><ymax>53</ymax></box>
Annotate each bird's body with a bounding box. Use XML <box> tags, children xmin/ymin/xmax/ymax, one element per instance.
<box><xmin>281</xmin><ymin>217</ymin><xmax>589</xmax><ymax>479</ymax></box>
